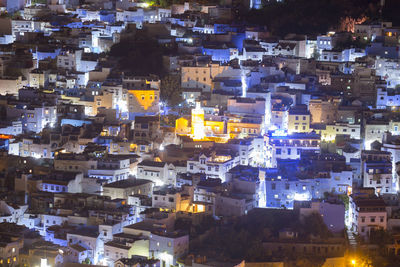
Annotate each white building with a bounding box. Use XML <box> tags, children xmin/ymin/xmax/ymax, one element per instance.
<box><xmin>56</xmin><ymin>49</ymin><xmax>83</xmax><ymax>71</ymax></box>
<box><xmin>349</xmin><ymin>197</ymin><xmax>387</xmax><ymax>240</ymax></box>
<box><xmin>67</xmin><ymin>228</ymin><xmax>103</xmax><ymax>264</ymax></box>
<box><xmin>137</xmin><ymin>161</ymin><xmax>178</xmax><ymax>186</ymax></box>
<box><xmin>265</xmin><ymin>132</ymin><xmax>320</xmax><ymax>168</ymax></box>
<box><xmin>187</xmin><ymin>153</ymin><xmax>239</xmax><ymax>182</ymax></box>
<box><xmin>149</xmin><ymin>232</ymin><xmax>189</xmax><ymax>267</ymax></box>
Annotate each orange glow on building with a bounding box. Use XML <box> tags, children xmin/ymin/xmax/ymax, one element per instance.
<box><xmin>175</xmin><ymin>117</ymin><xmax>190</xmax><ymax>134</ymax></box>
<box><xmin>347</xmin><ymin>186</ymin><xmax>352</xmax><ymax>196</ymax></box>
<box><xmin>205</xmin><ymin>120</ymin><xmax>225</xmax><ymax>135</ymax></box>
<box><xmin>128</xmin><ymin>89</ymin><xmax>157</xmax><ymax>111</ymax></box>
<box><xmin>227</xmin><ymin>122</ymin><xmax>261</xmax><ymax>139</ymax></box>
<box><xmin>0</xmin><ymin>134</ymin><xmax>13</xmax><ymax>139</ymax></box>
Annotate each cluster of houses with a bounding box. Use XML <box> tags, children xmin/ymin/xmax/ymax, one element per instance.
<box><xmin>0</xmin><ymin>0</ymin><xmax>400</xmax><ymax>266</ymax></box>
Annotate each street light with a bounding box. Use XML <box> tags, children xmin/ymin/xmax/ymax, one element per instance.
<box><xmin>351</xmin><ymin>259</ymin><xmax>356</xmax><ymax>267</ymax></box>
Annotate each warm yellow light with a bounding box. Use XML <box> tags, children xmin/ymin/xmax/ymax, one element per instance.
<box><xmin>130</xmin><ymin>143</ymin><xmax>137</xmax><ymax>152</ymax></box>
<box><xmin>196</xmin><ymin>204</ymin><xmax>205</xmax><ymax>212</ymax></box>
<box><xmin>213</xmin><ymin>155</ymin><xmax>232</xmax><ymax>162</ymax></box>
<box><xmin>351</xmin><ymin>259</ymin><xmax>356</xmax><ymax>265</ymax></box>
<box><xmin>191</xmin><ymin>102</ymin><xmax>205</xmax><ymax>140</ymax></box>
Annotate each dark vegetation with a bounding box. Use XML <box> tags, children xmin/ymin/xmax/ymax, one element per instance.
<box><xmin>108</xmin><ymin>30</ymin><xmax>175</xmax><ymax>77</ymax></box>
<box><xmin>187</xmin><ymin>209</ymin><xmax>333</xmax><ymax>263</ymax></box>
<box><xmin>160</xmin><ymin>75</ymin><xmax>183</xmax><ymax>106</ymax></box>
<box><xmin>242</xmin><ymin>0</ymin><xmax>399</xmax><ymax>37</ymax></box>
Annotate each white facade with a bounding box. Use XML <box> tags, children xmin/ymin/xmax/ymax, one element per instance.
<box><xmin>149</xmin><ymin>233</ymin><xmax>189</xmax><ymax>267</ymax></box>
<box><xmin>349</xmin><ymin>198</ymin><xmax>387</xmax><ymax>240</ymax></box>
<box><xmin>137</xmin><ymin>161</ymin><xmax>177</xmax><ymax>186</ymax></box>
<box><xmin>187</xmin><ymin>153</ymin><xmax>238</xmax><ymax>182</ymax></box>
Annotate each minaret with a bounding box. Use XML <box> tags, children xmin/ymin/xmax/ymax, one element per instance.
<box><xmin>191</xmin><ymin>101</ymin><xmax>205</xmax><ymax>140</ymax></box>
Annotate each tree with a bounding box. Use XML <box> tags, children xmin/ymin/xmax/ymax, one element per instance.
<box><xmin>4</xmin><ymin>67</ymin><xmax>23</xmax><ymax>78</ymax></box>
<box><xmin>82</xmin><ymin>258</ymin><xmax>91</xmax><ymax>264</ymax></box>
<box><xmin>109</xmin><ymin>30</ymin><xmax>167</xmax><ymax>77</ymax></box>
<box><xmin>160</xmin><ymin>75</ymin><xmax>182</xmax><ymax>106</ymax></box>
<box><xmin>369</xmin><ymin>229</ymin><xmax>393</xmax><ymax>248</ymax></box>
<box><xmin>300</xmin><ymin>213</ymin><xmax>333</xmax><ymax>239</ymax></box>
<box><xmin>243</xmin><ymin>0</ymin><xmax>382</xmax><ymax>37</ymax></box>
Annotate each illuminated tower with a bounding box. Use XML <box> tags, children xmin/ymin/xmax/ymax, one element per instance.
<box><xmin>191</xmin><ymin>101</ymin><xmax>205</xmax><ymax>140</ymax></box>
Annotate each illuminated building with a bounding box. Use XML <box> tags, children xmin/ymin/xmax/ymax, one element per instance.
<box><xmin>187</xmin><ymin>152</ymin><xmax>238</xmax><ymax>182</ymax></box>
<box><xmin>175</xmin><ymin>117</ymin><xmax>190</xmax><ymax>135</ymax></box>
<box><xmin>265</xmin><ymin>131</ymin><xmax>321</xmax><ymax>168</ymax></box>
<box><xmin>191</xmin><ymin>102</ymin><xmax>205</xmax><ymax>140</ymax></box>
<box><xmin>349</xmin><ymin>196</ymin><xmax>387</xmax><ymax>240</ymax></box>
<box><xmin>137</xmin><ymin>160</ymin><xmax>177</xmax><ymax>186</ymax></box>
<box><xmin>227</xmin><ymin>117</ymin><xmax>263</xmax><ymax>139</ymax></box>
<box><xmin>102</xmin><ymin>179</ymin><xmax>154</xmax><ymax>200</ymax></box>
<box><xmin>93</xmin><ymin>90</ymin><xmax>114</xmax><ymax>115</ymax></box>
<box><xmin>67</xmin><ymin>228</ymin><xmax>102</xmax><ymax>264</ymax></box>
<box><xmin>152</xmin><ymin>186</ymin><xmax>191</xmax><ymax>212</ymax></box>
<box><xmin>181</xmin><ymin>65</ymin><xmax>212</xmax><ymax>92</ymax></box>
<box><xmin>149</xmin><ymin>231</ymin><xmax>188</xmax><ymax>267</ymax></box>
<box><xmin>19</xmin><ymin>243</ymin><xmax>64</xmax><ymax>267</ymax></box>
<box><xmin>262</xmin><ymin>155</ymin><xmax>353</xmax><ymax>209</ymax></box>
<box><xmin>270</xmin><ymin>97</ymin><xmax>290</xmax><ymax>131</ymax></box>
<box><xmin>101</xmin><ymin>82</ymin><xmax>129</xmax><ymax>119</ymax></box>
<box><xmin>128</xmin><ymin>89</ymin><xmax>160</xmax><ymax>119</ymax></box>
<box><xmin>123</xmin><ymin>76</ymin><xmax>160</xmax><ymax>119</ymax></box>
<box><xmin>364</xmin><ymin>120</ymin><xmax>389</xmax><ymax>149</ymax></box>
<box><xmin>288</xmin><ymin>107</ymin><xmax>311</xmax><ymax>134</ymax></box>
<box><xmin>362</xmin><ymin>160</ymin><xmax>394</xmax><ymax>195</ymax></box>
<box><xmin>309</xmin><ymin>97</ymin><xmax>341</xmax><ymax>124</ymax></box>
<box><xmin>313</xmin><ymin>123</ymin><xmax>361</xmax><ymax>142</ymax></box>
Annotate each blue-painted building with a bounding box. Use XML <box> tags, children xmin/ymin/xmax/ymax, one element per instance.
<box><xmin>41</xmin><ymin>181</ymin><xmax>68</xmax><ymax>193</ymax></box>
<box><xmin>202</xmin><ymin>45</ymin><xmax>231</xmax><ymax>63</ymax></box>
<box><xmin>33</xmin><ymin>48</ymin><xmax>61</xmax><ymax>61</ymax></box>
<box><xmin>262</xmin><ymin>154</ymin><xmax>353</xmax><ymax>209</ymax></box>
<box><xmin>366</xmin><ymin>42</ymin><xmax>400</xmax><ymax>60</ymax></box>
<box><xmin>99</xmin><ymin>10</ymin><xmax>116</xmax><ymax>24</ymax></box>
